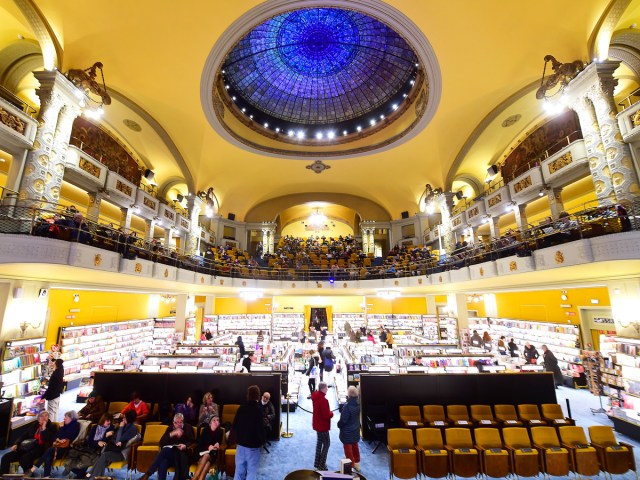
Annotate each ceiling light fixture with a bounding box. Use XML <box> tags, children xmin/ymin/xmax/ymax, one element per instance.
<box><xmin>309</xmin><ymin>209</ymin><xmax>327</xmax><ymax>227</ymax></box>
<box><xmin>376</xmin><ymin>290</ymin><xmax>400</xmax><ymax>300</ymax></box>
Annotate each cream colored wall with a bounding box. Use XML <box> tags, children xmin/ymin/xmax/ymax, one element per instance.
<box><xmin>281</xmin><ymin>220</ymin><xmax>354</xmax><ymax>238</ymax></box>
<box><xmin>272</xmin><ymin>295</ymin><xmax>363</xmax><ymax>313</ymax></box>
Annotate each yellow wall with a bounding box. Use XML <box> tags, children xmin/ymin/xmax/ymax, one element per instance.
<box><xmin>495</xmin><ymin>287</ymin><xmax>610</xmax><ymax>324</ymax></box>
<box><xmin>365</xmin><ymin>297</ymin><xmax>427</xmax><ymax>314</ymax></box>
<box><xmin>46</xmin><ymin>289</ymin><xmax>173</xmax><ymax>348</ymax></box>
<box><xmin>214</xmin><ymin>297</ymin><xmax>272</xmax><ymax>315</ymax></box>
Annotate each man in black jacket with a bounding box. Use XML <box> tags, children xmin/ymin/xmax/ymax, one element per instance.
<box><xmin>44</xmin><ymin>359</ymin><xmax>64</xmax><ymax>421</ymax></box>
<box><xmin>232</xmin><ymin>385</ymin><xmax>265</xmax><ymax>480</ymax></box>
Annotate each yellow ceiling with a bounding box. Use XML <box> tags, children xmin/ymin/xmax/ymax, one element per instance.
<box><xmin>2</xmin><ymin>0</ymin><xmax>638</xmax><ymax>223</ymax></box>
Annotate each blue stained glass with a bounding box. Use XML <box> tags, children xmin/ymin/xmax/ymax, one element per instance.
<box><xmin>223</xmin><ymin>7</ymin><xmax>418</xmax><ymax>126</ymax></box>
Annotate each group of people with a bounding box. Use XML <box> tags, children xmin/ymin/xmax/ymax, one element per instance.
<box><xmin>304</xmin><ymin>342</ymin><xmax>337</xmax><ymax>399</ymax></box>
<box><xmin>1</xmin><ymin>385</ymin><xmax>279</xmax><ymax>480</ymax></box>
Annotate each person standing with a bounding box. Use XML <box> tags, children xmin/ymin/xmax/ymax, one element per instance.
<box><xmin>259</xmin><ymin>392</ymin><xmax>275</xmax><ymax>440</ymax></box>
<box><xmin>317</xmin><ymin>341</ymin><xmax>325</xmax><ymax>381</ymax></box>
<box><xmin>233</xmin><ymin>385</ymin><xmax>265</xmax><ymax>480</ymax></box>
<box><xmin>482</xmin><ymin>331</ymin><xmax>492</xmax><ymax>351</ymax></box>
<box><xmin>312</xmin><ymin>382</ymin><xmax>333</xmax><ymax>471</ymax></box>
<box><xmin>241</xmin><ymin>353</ymin><xmax>254</xmax><ymax>373</ymax></box>
<box><xmin>338</xmin><ymin>386</ymin><xmax>361</xmax><ymax>472</ymax></box>
<box><xmin>542</xmin><ymin>344</ymin><xmax>563</xmax><ymax>387</ymax></box>
<box><xmin>470</xmin><ymin>330</ymin><xmax>483</xmax><ymax>348</ymax></box>
<box><xmin>385</xmin><ymin>329</ymin><xmax>394</xmax><ymax>349</ymax></box>
<box><xmin>321</xmin><ymin>346</ymin><xmax>336</xmax><ymax>387</ymax></box>
<box><xmin>44</xmin><ymin>358</ymin><xmax>64</xmax><ymax>421</ymax></box>
<box><xmin>305</xmin><ymin>352</ymin><xmax>320</xmax><ymax>399</ymax></box>
<box><xmin>523</xmin><ymin>343</ymin><xmax>539</xmax><ymax>364</ymax></box>
<box><xmin>236</xmin><ymin>336</ymin><xmax>246</xmax><ymax>358</ymax></box>
<box><xmin>508</xmin><ymin>338</ymin><xmax>519</xmax><ymax>358</ymax></box>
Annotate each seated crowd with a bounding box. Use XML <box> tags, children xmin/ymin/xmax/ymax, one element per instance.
<box><xmin>24</xmin><ymin>201</ymin><xmax>638</xmax><ymax>281</ymax></box>
<box><xmin>0</xmin><ymin>388</ymin><xmax>276</xmax><ymax>479</ymax></box>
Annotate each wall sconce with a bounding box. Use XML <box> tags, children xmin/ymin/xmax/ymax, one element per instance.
<box><xmin>160</xmin><ymin>294</ymin><xmax>176</xmax><ymax>304</ymax></box>
<box><xmin>376</xmin><ymin>290</ymin><xmax>400</xmax><ymax>300</ymax></box>
<box><xmin>239</xmin><ymin>290</ymin><xmax>263</xmax><ymax>301</ymax></box>
<box><xmin>467</xmin><ymin>294</ymin><xmax>482</xmax><ymax>304</ymax></box>
<box><xmin>19</xmin><ymin>320</ymin><xmax>42</xmax><ymax>338</ymax></box>
<box><xmin>560</xmin><ymin>290</ymin><xmax>568</xmax><ymax>301</ymax></box>
<box><xmin>73</xmin><ymin>293</ymin><xmax>80</xmax><ymax>303</ymax></box>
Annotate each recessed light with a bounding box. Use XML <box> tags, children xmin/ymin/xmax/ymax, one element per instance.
<box><xmin>392</xmin><ymin>104</ymin><xmax>398</xmax><ymax>110</ymax></box>
<box><xmin>275</xmin><ymin>128</ymin><xmax>280</xmax><ymax>133</ymax></box>
<box><xmin>232</xmin><ymin>96</ymin><xmax>236</xmax><ymax>101</ymax></box>
<box><xmin>296</xmin><ymin>130</ymin><xmax>305</xmax><ymax>139</ymax></box>
<box><xmin>356</xmin><ymin>126</ymin><xmax>362</xmax><ymax>132</ymax></box>
<box><xmin>343</xmin><ymin>130</ymin><xmax>348</xmax><ymax>136</ymax></box>
<box><xmin>327</xmin><ymin>131</ymin><xmax>335</xmax><ymax>139</ymax></box>
<box><xmin>264</xmin><ymin>123</ymin><xmax>269</xmax><ymax>128</ymax></box>
<box><xmin>369</xmin><ymin>119</ymin><xmax>376</xmax><ymax>126</ymax></box>
<box><xmin>316</xmin><ymin>132</ymin><xmax>324</xmax><ymax>140</ymax></box>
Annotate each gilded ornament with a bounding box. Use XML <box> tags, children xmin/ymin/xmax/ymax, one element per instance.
<box><xmin>622</xmin><ymin>157</ymin><xmax>633</xmax><ymax>169</ymax></box>
<box><xmin>615</xmin><ymin>132</ymin><xmax>622</xmax><ymax>142</ymax></box>
<box><xmin>45</xmin><ymin>172</ymin><xmax>53</xmax><ymax>185</ymax></box>
<box><xmin>134</xmin><ymin>262</ymin><xmax>142</xmax><ymax>273</ymax></box>
<box><xmin>38</xmin><ymin>154</ymin><xmax>49</xmax><ymax>167</ymax></box>
<box><xmin>632</xmin><ymin>110</ymin><xmax>640</xmax><ymax>127</ymax></box>
<box><xmin>200</xmin><ymin>277</ymin><xmax>204</xmax><ymax>284</ymax></box>
<box><xmin>630</xmin><ymin>183</ymin><xmax>640</xmax><ymax>193</ymax></box>
<box><xmin>54</xmin><ymin>163</ymin><xmax>64</xmax><ymax>176</ymax></box>
<box><xmin>606</xmin><ymin>147</ymin><xmax>618</xmax><ymax>160</ymax></box>
<box><xmin>164</xmin><ymin>269</ymin><xmax>169</xmax><ymax>278</ymax></box>
<box><xmin>50</xmin><ymin>186</ymin><xmax>60</xmax><ymax>199</ymax></box>
<box><xmin>291</xmin><ymin>283</ymin><xmax>296</xmax><ymax>288</ymax></box>
<box><xmin>589</xmin><ymin>157</ymin><xmax>599</xmax><ymax>169</ymax></box>
<box><xmin>594</xmin><ymin>180</ymin><xmax>605</xmax><ymax>194</ymax></box>
<box><xmin>509</xmin><ymin>261</ymin><xmax>517</xmax><ymax>271</ymax></box>
<box><xmin>480</xmin><ymin>267</ymin><xmax>484</xmax><ymax>276</ymax></box>
<box><xmin>603</xmin><ymin>165</ymin><xmax>611</xmax><ymax>178</ymax></box>
<box><xmin>317</xmin><ymin>283</ymin><xmax>322</xmax><ymax>288</ymax></box>
<box><xmin>438</xmin><ymin>276</ymin><xmax>443</xmax><ymax>283</ymax></box>
<box><xmin>242</xmin><ymin>281</ymin><xmax>247</xmax><ymax>287</ymax></box>
<box><xmin>554</xmin><ymin>251</ymin><xmax>564</xmax><ymax>264</ymax></box>
<box><xmin>601</xmin><ymin>124</ymin><xmax>612</xmax><ymax>137</ymax></box>
<box><xmin>94</xmin><ymin>254</ymin><xmax>102</xmax><ymax>266</ymax></box>
<box><xmin>418</xmin><ymin>278</ymin><xmax>422</xmax><ymax>285</ymax></box>
<box><xmin>220</xmin><ymin>279</ymin><xmax>224</xmax><ymax>285</ymax></box>
<box><xmin>343</xmin><ymin>283</ymin><xmax>347</xmax><ymax>288</ymax></box>
<box><xmin>33</xmin><ymin>179</ymin><xmax>44</xmax><ymax>193</ymax></box>
<box><xmin>612</xmin><ymin>172</ymin><xmax>625</xmax><ymax>187</ymax></box>
<box><xmin>43</xmin><ymin>132</ymin><xmax>53</xmax><ymax>144</ymax></box>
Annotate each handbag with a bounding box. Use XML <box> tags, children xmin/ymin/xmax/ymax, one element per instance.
<box><xmin>18</xmin><ymin>438</ymin><xmax>37</xmax><ymax>452</ymax></box>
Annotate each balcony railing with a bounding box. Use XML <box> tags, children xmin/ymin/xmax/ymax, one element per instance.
<box><xmin>0</xmin><ymin>199</ymin><xmax>637</xmax><ymax>283</ymax></box>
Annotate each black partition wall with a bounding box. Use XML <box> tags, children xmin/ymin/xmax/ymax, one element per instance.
<box><xmin>92</xmin><ymin>372</ymin><xmax>282</xmax><ymax>440</ymax></box>
<box><xmin>360</xmin><ymin>372</ymin><xmax>557</xmax><ymax>439</ymax></box>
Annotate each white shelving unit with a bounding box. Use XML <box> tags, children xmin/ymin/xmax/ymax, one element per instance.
<box><xmin>468</xmin><ymin>317</ymin><xmax>582</xmax><ymax>376</ymax></box>
<box><xmin>611</xmin><ymin>337</ymin><xmax>640</xmax><ymax>426</ymax></box>
<box><xmin>218</xmin><ymin>314</ymin><xmax>272</xmax><ymax>334</ymax></box>
<box><xmin>272</xmin><ymin>313</ymin><xmax>304</xmax><ymax>340</ymax></box>
<box><xmin>333</xmin><ymin>313</ymin><xmax>366</xmax><ymax>332</ymax></box>
<box><xmin>0</xmin><ymin>338</ymin><xmax>46</xmax><ymax>423</ymax></box>
<box><xmin>59</xmin><ymin>320</ymin><xmax>154</xmax><ymax>381</ymax></box>
<box><xmin>153</xmin><ymin>317</ymin><xmax>176</xmax><ymax>354</ymax></box>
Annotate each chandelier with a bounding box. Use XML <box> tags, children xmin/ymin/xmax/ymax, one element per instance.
<box><xmin>309</xmin><ymin>209</ymin><xmax>327</xmax><ymax>227</ymax></box>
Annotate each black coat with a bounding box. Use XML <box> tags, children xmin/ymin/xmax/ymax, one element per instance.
<box><xmin>44</xmin><ymin>367</ymin><xmax>64</xmax><ymax>400</ymax></box>
<box><xmin>233</xmin><ymin>400</ymin><xmax>265</xmax><ymax>448</ymax></box>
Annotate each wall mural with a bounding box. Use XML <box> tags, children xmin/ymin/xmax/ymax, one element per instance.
<box><xmin>70</xmin><ymin>117</ymin><xmax>143</xmax><ymax>185</ymax></box>
<box><xmin>502</xmin><ymin>110</ymin><xmax>581</xmax><ymax>183</ymax></box>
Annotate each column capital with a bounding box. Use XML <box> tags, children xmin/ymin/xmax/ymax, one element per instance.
<box><xmin>33</xmin><ymin>70</ymin><xmax>85</xmax><ymax>115</ymax></box>
<box><xmin>564</xmin><ymin>60</ymin><xmax>620</xmax><ymax>102</ymax></box>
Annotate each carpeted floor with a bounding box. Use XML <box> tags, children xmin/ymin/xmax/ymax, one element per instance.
<box><xmin>2</xmin><ymin>383</ymin><xmax>640</xmax><ymax>480</ymax></box>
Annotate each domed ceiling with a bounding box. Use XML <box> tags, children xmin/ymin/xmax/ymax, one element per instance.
<box><xmin>205</xmin><ymin>3</ymin><xmax>435</xmax><ymax>158</ymax></box>
<box><xmin>222</xmin><ymin>8</ymin><xmax>418</xmax><ymax>133</ymax></box>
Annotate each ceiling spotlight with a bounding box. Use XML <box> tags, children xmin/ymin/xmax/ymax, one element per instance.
<box><xmin>225</xmin><ymin>85</ymin><xmax>230</xmax><ymax>89</ymax></box>
<box><xmin>327</xmin><ymin>131</ymin><xmax>335</xmax><ymax>139</ymax></box>
<box><xmin>316</xmin><ymin>132</ymin><xmax>323</xmax><ymax>140</ymax></box>
<box><xmin>288</xmin><ymin>130</ymin><xmax>294</xmax><ymax>137</ymax></box>
<box><xmin>275</xmin><ymin>127</ymin><xmax>280</xmax><ymax>133</ymax></box>
<box><xmin>403</xmin><ymin>93</ymin><xmax>408</xmax><ymax>98</ymax></box>
<box><xmin>356</xmin><ymin>126</ymin><xmax>362</xmax><ymax>132</ymax></box>
<box><xmin>296</xmin><ymin>130</ymin><xmax>305</xmax><ymax>139</ymax></box>
<box><xmin>415</xmin><ymin>63</ymin><xmax>419</xmax><ymax>67</ymax></box>
<box><xmin>221</xmin><ymin>69</ymin><xmax>226</xmax><ymax>74</ymax></box>
<box><xmin>392</xmin><ymin>104</ymin><xmax>398</xmax><ymax>110</ymax></box>
<box><xmin>264</xmin><ymin>122</ymin><xmax>269</xmax><ymax>128</ymax></box>
<box><xmin>249</xmin><ymin>115</ymin><xmax>253</xmax><ymax>119</ymax></box>
<box><xmin>380</xmin><ymin>114</ymin><xmax>385</xmax><ymax>120</ymax></box>
<box><xmin>410</xmin><ymin>80</ymin><xmax>415</xmax><ymax>85</ymax></box>
<box><xmin>369</xmin><ymin>119</ymin><xmax>376</xmax><ymax>126</ymax></box>
<box><xmin>241</xmin><ymin>108</ymin><xmax>246</xmax><ymax>113</ymax></box>
<box><xmin>343</xmin><ymin>130</ymin><xmax>348</xmax><ymax>136</ymax></box>
<box><xmin>232</xmin><ymin>96</ymin><xmax>236</xmax><ymax>101</ymax></box>
<box><xmin>538</xmin><ymin>188</ymin><xmax>545</xmax><ymax>197</ymax></box>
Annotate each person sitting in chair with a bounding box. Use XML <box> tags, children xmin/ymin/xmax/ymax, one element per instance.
<box><xmin>259</xmin><ymin>392</ymin><xmax>275</xmax><ymax>445</ymax></box>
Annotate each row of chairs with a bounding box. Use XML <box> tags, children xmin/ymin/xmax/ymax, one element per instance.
<box><xmin>388</xmin><ymin>425</ymin><xmax>636</xmax><ymax>479</ymax></box>
<box><xmin>399</xmin><ymin>404</ymin><xmax>572</xmax><ymax>429</ymax></box>
<box><xmin>106</xmin><ymin>402</ymin><xmax>241</xmax><ymax>429</ymax></box>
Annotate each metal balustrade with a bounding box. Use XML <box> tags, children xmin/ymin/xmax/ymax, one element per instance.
<box><xmin>0</xmin><ymin>201</ymin><xmax>637</xmax><ymax>283</ymax></box>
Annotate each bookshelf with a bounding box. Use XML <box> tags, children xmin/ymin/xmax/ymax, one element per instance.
<box><xmin>58</xmin><ymin>320</ymin><xmax>154</xmax><ymax>382</ymax></box>
<box><xmin>0</xmin><ymin>338</ymin><xmax>46</xmax><ymax>424</ymax></box>
<box><xmin>218</xmin><ymin>314</ymin><xmax>271</xmax><ymax>334</ymax></box>
<box><xmin>272</xmin><ymin>313</ymin><xmax>304</xmax><ymax>340</ymax></box>
<box><xmin>153</xmin><ymin>318</ymin><xmax>176</xmax><ymax>353</ymax></box>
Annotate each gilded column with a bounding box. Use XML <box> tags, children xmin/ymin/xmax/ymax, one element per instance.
<box><xmin>436</xmin><ymin>192</ymin><xmax>456</xmax><ymax>254</ymax></box>
<box><xmin>571</xmin><ymin>96</ymin><xmax>614</xmax><ymax>203</ymax></box>
<box><xmin>547</xmin><ymin>188</ymin><xmax>565</xmax><ymax>218</ymax></box>
<box><xmin>18</xmin><ymin>71</ymin><xmax>82</xmax><ymax>209</ymax></box>
<box><xmin>119</xmin><ymin>207</ymin><xmax>132</xmax><ymax>232</ymax></box>
<box><xmin>512</xmin><ymin>204</ymin><xmax>528</xmax><ymax>232</ymax></box>
<box><xmin>86</xmin><ymin>192</ymin><xmax>103</xmax><ymax>223</ymax></box>
<box><xmin>586</xmin><ymin>62</ymin><xmax>640</xmax><ymax>204</ymax></box>
<box><xmin>185</xmin><ymin>196</ymin><xmax>204</xmax><ymax>256</ymax></box>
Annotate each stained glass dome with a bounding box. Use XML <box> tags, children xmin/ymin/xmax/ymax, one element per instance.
<box><xmin>221</xmin><ymin>7</ymin><xmax>419</xmax><ymax>132</ymax></box>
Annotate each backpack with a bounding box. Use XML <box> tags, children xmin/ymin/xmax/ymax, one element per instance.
<box><xmin>324</xmin><ymin>352</ymin><xmax>334</xmax><ymax>371</ymax></box>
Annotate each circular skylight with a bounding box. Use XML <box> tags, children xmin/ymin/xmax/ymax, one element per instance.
<box><xmin>222</xmin><ymin>7</ymin><xmax>418</xmax><ymax>130</ymax></box>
